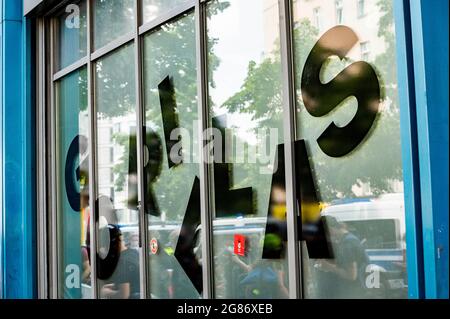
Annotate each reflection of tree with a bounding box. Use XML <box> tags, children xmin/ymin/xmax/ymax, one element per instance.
<box><xmin>96</xmin><ymin>44</ymin><xmax>136</xmax><ymax>117</ymax></box>
<box><xmin>110</xmin><ymin>3</ymin><xmax>229</xmax><ymax>220</ymax></box>
<box><xmin>106</xmin><ymin>0</ymin><xmax>402</xmax><ymax>207</ymax></box>
<box><xmin>142</xmin><ymin>14</ymin><xmax>198</xmax><ymax>220</ymax></box>
<box><xmin>94</xmin><ymin>0</ymin><xmax>135</xmax><ymax>49</ymax></box>
<box><xmin>95</xmin><ymin>44</ymin><xmax>136</xmax><ymax>207</ymax></box>
<box><xmin>221</xmin><ymin>2</ymin><xmax>402</xmax><ymax>200</ymax></box>
<box><xmin>112</xmin><ymin>133</ymin><xmax>129</xmax><ymax>192</ymax></box>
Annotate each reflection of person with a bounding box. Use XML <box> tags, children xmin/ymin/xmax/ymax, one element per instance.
<box><xmin>222</xmin><ymin>233</ymin><xmax>288</xmax><ymax>299</ymax></box>
<box><xmin>151</xmin><ymin>228</ymin><xmax>201</xmax><ymax>299</ymax></box>
<box><xmin>314</xmin><ymin>217</ymin><xmax>368</xmax><ymax>299</ymax></box>
<box><xmin>81</xmin><ymin>247</ymin><xmax>91</xmax><ymax>284</ymax></box>
<box><xmin>80</xmin><ymin>189</ymin><xmax>91</xmax><ymax>284</ymax></box>
<box><xmin>100</xmin><ymin>226</ymin><xmax>140</xmax><ymax>299</ymax></box>
<box><xmin>238</xmin><ymin>260</ymin><xmax>289</xmax><ymax>299</ymax></box>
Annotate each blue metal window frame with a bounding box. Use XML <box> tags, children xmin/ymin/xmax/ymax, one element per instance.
<box><xmin>408</xmin><ymin>0</ymin><xmax>449</xmax><ymax>299</ymax></box>
<box><xmin>1</xmin><ymin>0</ymin><xmax>36</xmax><ymax>299</ymax></box>
<box><xmin>394</xmin><ymin>0</ymin><xmax>449</xmax><ymax>299</ymax></box>
<box><xmin>394</xmin><ymin>0</ymin><xmax>425</xmax><ymax>299</ymax></box>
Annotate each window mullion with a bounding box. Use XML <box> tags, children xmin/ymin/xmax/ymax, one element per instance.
<box><xmin>87</xmin><ymin>0</ymin><xmax>99</xmax><ymax>300</ymax></box>
<box><xmin>279</xmin><ymin>0</ymin><xmax>302</xmax><ymax>300</ymax></box>
<box><xmin>134</xmin><ymin>0</ymin><xmax>150</xmax><ymax>300</ymax></box>
<box><xmin>196</xmin><ymin>0</ymin><xmax>215</xmax><ymax>299</ymax></box>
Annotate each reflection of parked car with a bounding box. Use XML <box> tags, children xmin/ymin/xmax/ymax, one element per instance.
<box><xmin>321</xmin><ymin>193</ymin><xmax>408</xmax><ymax>298</ymax></box>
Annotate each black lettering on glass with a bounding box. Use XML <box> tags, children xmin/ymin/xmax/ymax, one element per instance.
<box><xmin>174</xmin><ymin>177</ymin><xmax>203</xmax><ymax>294</ymax></box>
<box><xmin>65</xmin><ymin>134</ymin><xmax>88</xmax><ymax>212</ymax></box>
<box><xmin>295</xmin><ymin>140</ymin><xmax>332</xmax><ymax>259</ymax></box>
<box><xmin>262</xmin><ymin>144</ymin><xmax>287</xmax><ymax>259</ymax></box>
<box><xmin>212</xmin><ymin>115</ymin><xmax>253</xmax><ymax>218</ymax></box>
<box><xmin>159</xmin><ymin>75</ymin><xmax>182</xmax><ymax>168</ymax></box>
<box><xmin>262</xmin><ymin>141</ymin><xmax>332</xmax><ymax>260</ymax></box>
<box><xmin>127</xmin><ymin>127</ymin><xmax>163</xmax><ymax>216</ymax></box>
<box><xmin>301</xmin><ymin>25</ymin><xmax>381</xmax><ymax>157</ymax></box>
<box><xmin>96</xmin><ymin>196</ymin><xmax>121</xmax><ymax>280</ymax></box>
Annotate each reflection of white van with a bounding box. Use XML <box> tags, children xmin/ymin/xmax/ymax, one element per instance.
<box><xmin>321</xmin><ymin>193</ymin><xmax>407</xmax><ymax>296</ymax></box>
<box><xmin>322</xmin><ymin>193</ymin><xmax>406</xmax><ymax>249</ymax></box>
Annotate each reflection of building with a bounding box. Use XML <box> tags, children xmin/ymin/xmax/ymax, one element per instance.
<box><xmin>293</xmin><ymin>0</ymin><xmax>386</xmax><ymax>61</ymax></box>
<box><xmin>263</xmin><ymin>0</ymin><xmax>280</xmax><ymax>57</ymax></box>
<box><xmin>264</xmin><ymin>0</ymin><xmax>387</xmax><ymax>62</ymax></box>
<box><xmin>97</xmin><ymin>114</ymin><xmax>136</xmax><ymax>222</ymax></box>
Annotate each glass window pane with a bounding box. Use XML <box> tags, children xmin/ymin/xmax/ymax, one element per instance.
<box><xmin>56</xmin><ymin>67</ymin><xmax>91</xmax><ymax>299</ymax></box>
<box><xmin>57</xmin><ymin>1</ymin><xmax>87</xmax><ymax>70</ymax></box>
<box><xmin>141</xmin><ymin>0</ymin><xmax>190</xmax><ymax>25</ymax></box>
<box><xmin>93</xmin><ymin>0</ymin><xmax>135</xmax><ymax>50</ymax></box>
<box><xmin>207</xmin><ymin>0</ymin><xmax>289</xmax><ymax>299</ymax></box>
<box><xmin>143</xmin><ymin>12</ymin><xmax>201</xmax><ymax>299</ymax></box>
<box><xmin>95</xmin><ymin>44</ymin><xmax>141</xmax><ymax>299</ymax></box>
<box><xmin>293</xmin><ymin>0</ymin><xmax>408</xmax><ymax>299</ymax></box>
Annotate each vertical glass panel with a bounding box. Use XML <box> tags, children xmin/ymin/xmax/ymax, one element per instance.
<box><xmin>293</xmin><ymin>0</ymin><xmax>408</xmax><ymax>298</ymax></box>
<box><xmin>57</xmin><ymin>0</ymin><xmax>87</xmax><ymax>70</ymax></box>
<box><xmin>93</xmin><ymin>0</ymin><xmax>135</xmax><ymax>50</ymax></box>
<box><xmin>95</xmin><ymin>44</ymin><xmax>141</xmax><ymax>299</ymax></box>
<box><xmin>207</xmin><ymin>0</ymin><xmax>289</xmax><ymax>299</ymax></box>
<box><xmin>56</xmin><ymin>68</ymin><xmax>91</xmax><ymax>299</ymax></box>
<box><xmin>143</xmin><ymin>12</ymin><xmax>201</xmax><ymax>299</ymax></box>
<box><xmin>141</xmin><ymin>0</ymin><xmax>191</xmax><ymax>25</ymax></box>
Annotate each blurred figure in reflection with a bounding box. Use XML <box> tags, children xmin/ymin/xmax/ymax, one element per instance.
<box><xmin>223</xmin><ymin>232</ymin><xmax>288</xmax><ymax>299</ymax></box>
<box><xmin>152</xmin><ymin>228</ymin><xmax>201</xmax><ymax>298</ymax></box>
<box><xmin>314</xmin><ymin>216</ymin><xmax>369</xmax><ymax>299</ymax></box>
<box><xmin>81</xmin><ymin>246</ymin><xmax>91</xmax><ymax>285</ymax></box>
<box><xmin>80</xmin><ymin>188</ymin><xmax>91</xmax><ymax>284</ymax></box>
<box><xmin>100</xmin><ymin>226</ymin><xmax>140</xmax><ymax>299</ymax></box>
<box><xmin>238</xmin><ymin>260</ymin><xmax>289</xmax><ymax>299</ymax></box>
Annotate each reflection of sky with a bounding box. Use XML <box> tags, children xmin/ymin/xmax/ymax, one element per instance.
<box><xmin>209</xmin><ymin>0</ymin><xmax>266</xmax><ymax>135</ymax></box>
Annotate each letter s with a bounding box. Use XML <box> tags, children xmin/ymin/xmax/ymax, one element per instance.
<box><xmin>301</xmin><ymin>25</ymin><xmax>381</xmax><ymax>157</ymax></box>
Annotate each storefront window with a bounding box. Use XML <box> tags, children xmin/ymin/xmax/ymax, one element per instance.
<box><xmin>93</xmin><ymin>0</ymin><xmax>135</xmax><ymax>50</ymax></box>
<box><xmin>207</xmin><ymin>0</ymin><xmax>289</xmax><ymax>299</ymax></box>
<box><xmin>55</xmin><ymin>68</ymin><xmax>91</xmax><ymax>299</ymax></box>
<box><xmin>57</xmin><ymin>0</ymin><xmax>87</xmax><ymax>70</ymax></box>
<box><xmin>143</xmin><ymin>12</ymin><xmax>202</xmax><ymax>299</ymax></box>
<box><xmin>95</xmin><ymin>44</ymin><xmax>141</xmax><ymax>299</ymax></box>
<box><xmin>45</xmin><ymin>0</ymin><xmax>413</xmax><ymax>300</ymax></box>
<box><xmin>293</xmin><ymin>0</ymin><xmax>408</xmax><ymax>298</ymax></box>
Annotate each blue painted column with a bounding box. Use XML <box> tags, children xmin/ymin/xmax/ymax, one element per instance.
<box><xmin>394</xmin><ymin>0</ymin><xmax>425</xmax><ymax>299</ymax></box>
<box><xmin>409</xmin><ymin>0</ymin><xmax>449</xmax><ymax>299</ymax></box>
<box><xmin>1</xmin><ymin>0</ymin><xmax>36</xmax><ymax>298</ymax></box>
<box><xmin>0</xmin><ymin>0</ymin><xmax>3</xmax><ymax>299</ymax></box>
